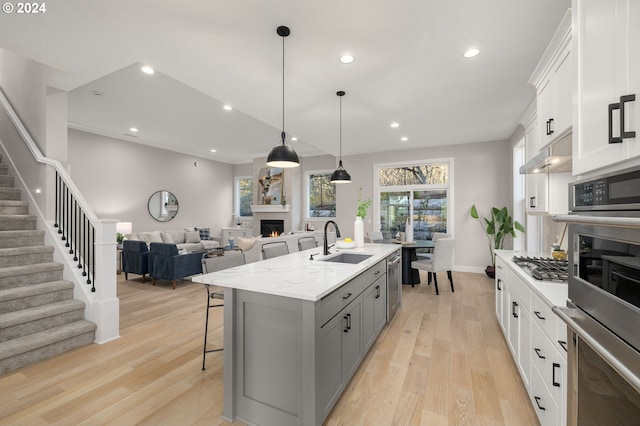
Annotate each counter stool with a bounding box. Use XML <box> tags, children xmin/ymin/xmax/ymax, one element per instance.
<box><xmin>201</xmin><ymin>249</ymin><xmax>245</xmax><ymax>370</ymax></box>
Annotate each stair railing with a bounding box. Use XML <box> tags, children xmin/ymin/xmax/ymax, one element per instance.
<box><xmin>0</xmin><ymin>87</ymin><xmax>119</xmax><ymax>343</ymax></box>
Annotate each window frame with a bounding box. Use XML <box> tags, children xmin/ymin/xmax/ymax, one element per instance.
<box><xmin>234</xmin><ymin>175</ymin><xmax>253</xmax><ymax>218</ymax></box>
<box><xmin>305</xmin><ymin>169</ymin><xmax>337</xmax><ymax>219</ymax></box>
<box><xmin>373</xmin><ymin>158</ymin><xmax>454</xmax><ymax>239</ymax></box>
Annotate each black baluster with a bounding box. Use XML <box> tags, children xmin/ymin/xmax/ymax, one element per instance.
<box><xmin>82</xmin><ymin>215</ymin><xmax>88</xmax><ymax>276</ymax></box>
<box><xmin>69</xmin><ymin>196</ymin><xmax>74</xmax><ymax>254</ymax></box>
<box><xmin>54</xmin><ymin>172</ymin><xmax>59</xmax><ymax>229</ymax></box>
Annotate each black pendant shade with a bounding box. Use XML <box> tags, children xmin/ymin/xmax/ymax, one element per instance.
<box><xmin>330</xmin><ymin>90</ymin><xmax>351</xmax><ymax>183</ymax></box>
<box><xmin>267</xmin><ymin>26</ymin><xmax>300</xmax><ymax>168</ymax></box>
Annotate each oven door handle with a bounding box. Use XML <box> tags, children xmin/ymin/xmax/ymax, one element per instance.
<box><xmin>611</xmin><ymin>270</ymin><xmax>640</xmax><ymax>286</ymax></box>
<box><xmin>553</xmin><ymin>306</ymin><xmax>640</xmax><ymax>393</ymax></box>
<box><xmin>552</xmin><ymin>215</ymin><xmax>640</xmax><ymax>229</ymax></box>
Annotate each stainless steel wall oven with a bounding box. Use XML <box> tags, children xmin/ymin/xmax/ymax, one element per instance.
<box><xmin>554</xmin><ymin>165</ymin><xmax>640</xmax><ymax>425</ymax></box>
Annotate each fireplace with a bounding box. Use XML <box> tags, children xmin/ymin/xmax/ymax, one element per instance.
<box><xmin>260</xmin><ymin>219</ymin><xmax>284</xmax><ymax>237</ymax></box>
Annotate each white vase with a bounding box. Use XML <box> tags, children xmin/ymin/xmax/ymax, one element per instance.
<box><xmin>406</xmin><ymin>218</ymin><xmax>414</xmax><ymax>242</ymax></box>
<box><xmin>354</xmin><ymin>216</ymin><xmax>364</xmax><ymax>248</ymax></box>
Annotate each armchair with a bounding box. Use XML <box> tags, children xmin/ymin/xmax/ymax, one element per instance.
<box><xmin>122</xmin><ymin>240</ymin><xmax>149</xmax><ymax>283</ymax></box>
<box><xmin>148</xmin><ymin>242</ymin><xmax>205</xmax><ymax>289</ymax></box>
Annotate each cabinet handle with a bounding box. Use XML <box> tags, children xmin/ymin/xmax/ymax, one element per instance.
<box><xmin>534</xmin><ymin>348</ymin><xmax>546</xmax><ymax>359</ymax></box>
<box><xmin>558</xmin><ymin>340</ymin><xmax>568</xmax><ymax>352</ymax></box>
<box><xmin>552</xmin><ymin>362</ymin><xmax>560</xmax><ymax>387</ymax></box>
<box><xmin>497</xmin><ymin>279</ymin><xmax>502</xmax><ymax>291</ymax></box>
<box><xmin>343</xmin><ymin>315</ymin><xmax>349</xmax><ymax>333</ymax></box>
<box><xmin>534</xmin><ymin>396</ymin><xmax>546</xmax><ymax>411</ymax></box>
<box><xmin>530</xmin><ymin>197</ymin><xmax>536</xmax><ymax>208</ymax></box>
<box><xmin>548</xmin><ymin>118</ymin><xmax>554</xmax><ymax>135</ymax></box>
<box><xmin>342</xmin><ymin>292</ymin><xmax>352</xmax><ymax>300</ymax></box>
<box><xmin>374</xmin><ymin>270</ymin><xmax>381</xmax><ymax>275</ymax></box>
<box><xmin>534</xmin><ymin>311</ymin><xmax>545</xmax><ymax>320</ymax></box>
<box><xmin>546</xmin><ymin>119</ymin><xmax>550</xmax><ymax>135</ymax></box>
<box><xmin>347</xmin><ymin>313</ymin><xmax>351</xmax><ymax>330</ymax></box>
<box><xmin>375</xmin><ymin>285</ymin><xmax>381</xmax><ymax>299</ymax></box>
<box><xmin>609</xmin><ymin>102</ymin><xmax>623</xmax><ymax>143</ymax></box>
<box><xmin>512</xmin><ymin>301</ymin><xmax>519</xmax><ymax>318</ymax></box>
<box><xmin>620</xmin><ymin>94</ymin><xmax>637</xmax><ymax>139</ymax></box>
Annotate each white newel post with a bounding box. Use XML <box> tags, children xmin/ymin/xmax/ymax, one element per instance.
<box><xmin>92</xmin><ymin>219</ymin><xmax>120</xmax><ymax>343</ymax></box>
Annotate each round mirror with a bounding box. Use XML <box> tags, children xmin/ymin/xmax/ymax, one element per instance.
<box><xmin>148</xmin><ymin>190</ymin><xmax>179</xmax><ymax>222</ymax></box>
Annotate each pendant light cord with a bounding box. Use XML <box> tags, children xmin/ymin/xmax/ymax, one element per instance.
<box><xmin>281</xmin><ymin>34</ymin><xmax>286</xmax><ymax>144</ymax></box>
<box><xmin>339</xmin><ymin>95</ymin><xmax>343</xmax><ymax>161</ymax></box>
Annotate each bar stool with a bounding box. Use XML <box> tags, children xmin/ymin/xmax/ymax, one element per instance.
<box><xmin>201</xmin><ymin>249</ymin><xmax>245</xmax><ymax>370</ymax></box>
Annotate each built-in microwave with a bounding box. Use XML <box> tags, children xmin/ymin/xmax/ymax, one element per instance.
<box><xmin>571</xmin><ymin>165</ymin><xmax>640</xmax><ymax>212</ymax></box>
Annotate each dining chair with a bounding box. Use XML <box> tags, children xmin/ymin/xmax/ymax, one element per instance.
<box><xmin>261</xmin><ymin>241</ymin><xmax>289</xmax><ymax>260</ymax></box>
<box><xmin>416</xmin><ymin>232</ymin><xmax>450</xmax><ymax>260</ymax></box>
<box><xmin>411</xmin><ymin>237</ymin><xmax>455</xmax><ymax>294</ymax></box>
<box><xmin>297</xmin><ymin>236</ymin><xmax>318</xmax><ymax>251</ymax></box>
<box><xmin>201</xmin><ymin>249</ymin><xmax>246</xmax><ymax>370</ymax></box>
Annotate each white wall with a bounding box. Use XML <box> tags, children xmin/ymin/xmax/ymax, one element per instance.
<box><xmin>68</xmin><ymin>129</ymin><xmax>233</xmax><ymax>237</ymax></box>
<box><xmin>334</xmin><ymin>140</ymin><xmax>511</xmax><ymax>271</ymax></box>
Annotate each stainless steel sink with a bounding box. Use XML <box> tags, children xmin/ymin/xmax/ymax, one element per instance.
<box><xmin>321</xmin><ymin>253</ymin><xmax>372</xmax><ymax>264</ymax></box>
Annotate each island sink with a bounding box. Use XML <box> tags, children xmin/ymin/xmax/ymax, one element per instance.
<box><xmin>321</xmin><ymin>253</ymin><xmax>372</xmax><ymax>264</ymax></box>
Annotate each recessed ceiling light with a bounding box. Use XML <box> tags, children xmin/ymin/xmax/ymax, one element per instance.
<box><xmin>141</xmin><ymin>65</ymin><xmax>155</xmax><ymax>74</ymax></box>
<box><xmin>390</xmin><ymin>122</ymin><xmax>399</xmax><ymax>128</ymax></box>
<box><xmin>464</xmin><ymin>48</ymin><xmax>480</xmax><ymax>58</ymax></box>
<box><xmin>129</xmin><ymin>127</ymin><xmax>138</xmax><ymax>133</ymax></box>
<box><xmin>210</xmin><ymin>149</ymin><xmax>217</xmax><ymax>153</ymax></box>
<box><xmin>401</xmin><ymin>137</ymin><xmax>408</xmax><ymax>142</ymax></box>
<box><xmin>340</xmin><ymin>54</ymin><xmax>354</xmax><ymax>64</ymax></box>
<box><xmin>223</xmin><ymin>104</ymin><xmax>232</xmax><ymax>111</ymax></box>
<box><xmin>291</xmin><ymin>137</ymin><xmax>298</xmax><ymax>142</ymax></box>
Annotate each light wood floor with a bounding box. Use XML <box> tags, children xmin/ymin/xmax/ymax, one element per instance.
<box><xmin>0</xmin><ymin>271</ymin><xmax>538</xmax><ymax>425</ymax></box>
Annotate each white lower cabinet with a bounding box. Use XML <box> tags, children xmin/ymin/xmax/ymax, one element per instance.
<box><xmin>495</xmin><ymin>255</ymin><xmax>567</xmax><ymax>426</ymax></box>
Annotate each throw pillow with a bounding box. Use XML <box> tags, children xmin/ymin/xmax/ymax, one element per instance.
<box><xmin>185</xmin><ymin>231</ymin><xmax>201</xmax><ymax>243</ymax></box>
<box><xmin>196</xmin><ymin>227</ymin><xmax>211</xmax><ymax>240</ymax></box>
<box><xmin>160</xmin><ymin>232</ymin><xmax>175</xmax><ymax>243</ymax></box>
<box><xmin>238</xmin><ymin>236</ymin><xmax>258</xmax><ymax>251</ymax></box>
<box><xmin>147</xmin><ymin>231</ymin><xmax>163</xmax><ymax>243</ymax></box>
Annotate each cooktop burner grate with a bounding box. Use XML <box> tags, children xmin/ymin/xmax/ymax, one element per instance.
<box><xmin>512</xmin><ymin>256</ymin><xmax>569</xmax><ymax>283</ymax></box>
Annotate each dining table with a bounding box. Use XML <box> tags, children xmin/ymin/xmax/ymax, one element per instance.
<box><xmin>384</xmin><ymin>239</ymin><xmax>435</xmax><ymax>285</ymax></box>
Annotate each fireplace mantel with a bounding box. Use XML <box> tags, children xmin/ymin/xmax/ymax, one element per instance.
<box><xmin>250</xmin><ymin>204</ymin><xmax>291</xmax><ymax>213</ymax></box>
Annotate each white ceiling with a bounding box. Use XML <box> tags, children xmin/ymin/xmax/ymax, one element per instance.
<box><xmin>0</xmin><ymin>0</ymin><xmax>570</xmax><ymax>164</ymax></box>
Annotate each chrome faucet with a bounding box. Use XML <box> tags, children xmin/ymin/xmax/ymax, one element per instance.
<box><xmin>323</xmin><ymin>220</ymin><xmax>341</xmax><ymax>255</ymax></box>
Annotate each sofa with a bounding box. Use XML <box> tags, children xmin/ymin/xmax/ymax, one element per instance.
<box><xmin>126</xmin><ymin>228</ymin><xmax>220</xmax><ymax>252</ymax></box>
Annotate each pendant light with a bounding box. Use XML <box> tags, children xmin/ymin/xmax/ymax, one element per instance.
<box><xmin>330</xmin><ymin>91</ymin><xmax>352</xmax><ymax>183</ymax></box>
<box><xmin>267</xmin><ymin>26</ymin><xmax>300</xmax><ymax>168</ymax></box>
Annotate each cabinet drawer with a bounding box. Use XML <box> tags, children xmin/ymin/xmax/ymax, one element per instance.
<box><xmin>321</xmin><ymin>276</ymin><xmax>367</xmax><ymax>326</ymax></box>
<box><xmin>531</xmin><ymin>320</ymin><xmax>564</xmax><ymax>402</ymax></box>
<box><xmin>531</xmin><ymin>292</ymin><xmax>557</xmax><ymax>342</ymax></box>
<box><xmin>360</xmin><ymin>260</ymin><xmax>386</xmax><ymax>285</ymax></box>
<box><xmin>530</xmin><ymin>364</ymin><xmax>560</xmax><ymax>426</ymax></box>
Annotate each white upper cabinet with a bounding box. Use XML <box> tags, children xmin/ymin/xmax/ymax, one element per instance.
<box><xmin>573</xmin><ymin>0</ymin><xmax>640</xmax><ymax>176</ymax></box>
<box><xmin>529</xmin><ymin>10</ymin><xmax>573</xmax><ymax>151</ymax></box>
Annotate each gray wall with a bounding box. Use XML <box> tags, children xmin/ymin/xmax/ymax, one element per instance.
<box><xmin>68</xmin><ymin>129</ymin><xmax>233</xmax><ymax>236</ymax></box>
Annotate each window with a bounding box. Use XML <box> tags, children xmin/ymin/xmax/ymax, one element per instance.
<box><xmin>235</xmin><ymin>176</ymin><xmax>253</xmax><ymax>217</ymax></box>
<box><xmin>306</xmin><ymin>170</ymin><xmax>336</xmax><ymax>218</ymax></box>
<box><xmin>375</xmin><ymin>160</ymin><xmax>452</xmax><ymax>241</ymax></box>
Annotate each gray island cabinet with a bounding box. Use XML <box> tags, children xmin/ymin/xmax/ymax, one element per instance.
<box><xmin>193</xmin><ymin>244</ymin><xmax>399</xmax><ymax>426</ymax></box>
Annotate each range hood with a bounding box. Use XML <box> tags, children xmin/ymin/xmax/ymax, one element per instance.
<box><xmin>520</xmin><ymin>133</ymin><xmax>572</xmax><ymax>174</ymax></box>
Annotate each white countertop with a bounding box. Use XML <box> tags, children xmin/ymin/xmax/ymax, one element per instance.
<box><xmin>192</xmin><ymin>244</ymin><xmax>400</xmax><ymax>302</ymax></box>
<box><xmin>495</xmin><ymin>250</ymin><xmax>569</xmax><ymax>308</ymax></box>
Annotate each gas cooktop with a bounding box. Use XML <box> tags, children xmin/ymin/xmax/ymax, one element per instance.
<box><xmin>512</xmin><ymin>256</ymin><xmax>569</xmax><ymax>283</ymax></box>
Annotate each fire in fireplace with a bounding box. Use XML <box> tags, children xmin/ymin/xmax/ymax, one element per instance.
<box><xmin>260</xmin><ymin>219</ymin><xmax>284</xmax><ymax>237</ymax></box>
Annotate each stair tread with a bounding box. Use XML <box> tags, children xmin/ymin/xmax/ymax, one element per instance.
<box><xmin>0</xmin><ymin>320</ymin><xmax>96</xmax><ymax>360</ymax></box>
<box><xmin>0</xmin><ymin>201</ymin><xmax>28</xmax><ymax>206</ymax></box>
<box><xmin>0</xmin><ymin>230</ymin><xmax>45</xmax><ymax>237</ymax></box>
<box><xmin>0</xmin><ymin>280</ymin><xmax>73</xmax><ymax>302</ymax></box>
<box><xmin>0</xmin><ymin>299</ymin><xmax>85</xmax><ymax>328</ymax></box>
<box><xmin>0</xmin><ymin>246</ymin><xmax>54</xmax><ymax>255</ymax></box>
<box><xmin>0</xmin><ymin>215</ymin><xmax>36</xmax><ymax>220</ymax></box>
<box><xmin>0</xmin><ymin>262</ymin><xmax>63</xmax><ymax>278</ymax></box>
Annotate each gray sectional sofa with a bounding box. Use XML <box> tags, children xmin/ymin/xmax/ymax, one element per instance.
<box><xmin>126</xmin><ymin>228</ymin><xmax>220</xmax><ymax>252</ymax></box>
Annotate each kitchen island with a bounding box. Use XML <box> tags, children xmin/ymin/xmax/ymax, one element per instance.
<box><xmin>192</xmin><ymin>243</ymin><xmax>400</xmax><ymax>426</ymax></box>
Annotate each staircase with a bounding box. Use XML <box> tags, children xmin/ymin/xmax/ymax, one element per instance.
<box><xmin>0</xmin><ymin>154</ymin><xmax>96</xmax><ymax>375</ymax></box>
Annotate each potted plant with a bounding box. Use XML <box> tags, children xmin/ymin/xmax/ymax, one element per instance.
<box><xmin>470</xmin><ymin>204</ymin><xmax>525</xmax><ymax>278</ymax></box>
<box><xmin>357</xmin><ymin>187</ymin><xmax>372</xmax><ymax>219</ymax></box>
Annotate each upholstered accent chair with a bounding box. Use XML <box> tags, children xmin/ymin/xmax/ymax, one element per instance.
<box><xmin>148</xmin><ymin>242</ymin><xmax>205</xmax><ymax>289</ymax></box>
<box><xmin>122</xmin><ymin>240</ymin><xmax>149</xmax><ymax>282</ymax></box>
